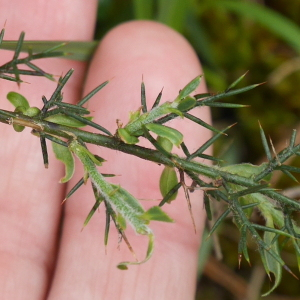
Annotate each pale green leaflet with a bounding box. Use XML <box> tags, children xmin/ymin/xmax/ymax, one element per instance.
<box><xmin>67</xmin><ymin>139</ymin><xmax>173</xmax><ymax>269</ymax></box>
<box><xmin>7</xmin><ymin>92</ymin><xmax>41</xmax><ymax>132</ymax></box>
<box><xmin>157</xmin><ymin>136</ymin><xmax>179</xmax><ymax>202</ymax></box>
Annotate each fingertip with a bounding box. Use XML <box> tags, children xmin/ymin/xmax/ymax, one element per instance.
<box><xmin>85</xmin><ymin>19</ymin><xmax>208</xmax><ymax>130</ymax></box>
<box><xmin>50</xmin><ymin>21</ymin><xmax>210</xmax><ymax>299</ymax></box>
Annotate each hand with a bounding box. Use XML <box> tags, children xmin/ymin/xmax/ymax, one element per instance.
<box><xmin>0</xmin><ymin>1</ymin><xmax>211</xmax><ymax>299</ymax></box>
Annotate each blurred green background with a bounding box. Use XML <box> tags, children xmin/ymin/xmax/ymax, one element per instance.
<box><xmin>95</xmin><ymin>0</ymin><xmax>300</xmax><ymax>299</ymax></box>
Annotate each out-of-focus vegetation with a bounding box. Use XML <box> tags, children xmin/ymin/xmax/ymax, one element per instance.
<box><xmin>96</xmin><ymin>1</ymin><xmax>300</xmax><ymax>299</ymax></box>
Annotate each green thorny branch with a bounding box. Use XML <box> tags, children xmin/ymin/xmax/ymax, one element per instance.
<box><xmin>1</xmin><ymin>32</ymin><xmax>300</xmax><ymax>296</ymax></box>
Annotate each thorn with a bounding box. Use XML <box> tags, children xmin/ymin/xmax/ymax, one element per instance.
<box><xmin>258</xmin><ymin>120</ymin><xmax>262</xmax><ymax>128</ymax></box>
<box><xmin>44</xmin><ymin>163</ymin><xmax>49</xmax><ymax>169</ymax></box>
<box><xmin>61</xmin><ymin>198</ymin><xmax>67</xmax><ymax>205</ymax></box>
<box><xmin>121</xmin><ymin>231</ymin><xmax>138</xmax><ymax>262</ymax></box>
<box><xmin>256</xmin><ymin>81</ymin><xmax>267</xmax><ymax>87</ymax></box>
<box><xmin>269</xmin><ymin>135</ymin><xmax>280</xmax><ymax>165</ymax></box>
<box><xmin>189</xmin><ymin>180</ymin><xmax>197</xmax><ymax>193</ymax></box>
<box><xmin>228</xmin><ymin>122</ymin><xmax>238</xmax><ymax>129</ymax></box>
<box><xmin>179</xmin><ymin>170</ymin><xmax>197</xmax><ymax>233</ymax></box>
<box><xmin>238</xmin><ymin>254</ymin><xmax>242</xmax><ymax>269</ymax></box>
<box><xmin>225</xmin><ymin>70</ymin><xmax>249</xmax><ymax>92</ymax></box>
<box><xmin>205</xmin><ymin>234</ymin><xmax>211</xmax><ymax>241</ymax></box>
<box><xmin>283</xmin><ymin>264</ymin><xmax>299</xmax><ymax>280</ymax></box>
<box><xmin>184</xmin><ymin>183</ymin><xmax>197</xmax><ymax>233</ymax></box>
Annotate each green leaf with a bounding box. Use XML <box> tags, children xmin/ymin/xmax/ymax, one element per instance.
<box><xmin>157</xmin><ymin>136</ymin><xmax>173</xmax><ymax>152</ymax></box>
<box><xmin>221</xmin><ymin>162</ymin><xmax>271</xmax><ymax>180</ymax></box>
<box><xmin>52</xmin><ymin>142</ymin><xmax>75</xmax><ymax>183</ymax></box>
<box><xmin>117</xmin><ymin>128</ymin><xmax>139</xmax><ymax>144</ymax></box>
<box><xmin>24</xmin><ymin>107</ymin><xmax>41</xmax><ymax>117</ymax></box>
<box><xmin>261</xmin><ymin>218</ymin><xmax>282</xmax><ymax>297</ymax></box>
<box><xmin>177</xmin><ymin>96</ymin><xmax>197</xmax><ymax>111</ymax></box>
<box><xmin>117</xmin><ymin>233</ymin><xmax>154</xmax><ymax>270</ymax></box>
<box><xmin>44</xmin><ymin>114</ymin><xmax>92</xmax><ymax>127</ymax></box>
<box><xmin>7</xmin><ymin>92</ymin><xmax>30</xmax><ymax>109</ymax></box>
<box><xmin>145</xmin><ymin>123</ymin><xmax>183</xmax><ymax>147</ymax></box>
<box><xmin>14</xmin><ymin>106</ymin><xmax>27</xmax><ymax>114</ymax></box>
<box><xmin>159</xmin><ymin>166</ymin><xmax>179</xmax><ymax>202</ymax></box>
<box><xmin>239</xmin><ymin>196</ymin><xmax>254</xmax><ymax>218</ymax></box>
<box><xmin>128</xmin><ymin>109</ymin><xmax>141</xmax><ymax>123</ymax></box>
<box><xmin>238</xmin><ymin>225</ymin><xmax>251</xmax><ymax>266</ymax></box>
<box><xmin>176</xmin><ymin>75</ymin><xmax>202</xmax><ymax>100</ymax></box>
<box><xmin>139</xmin><ymin>206</ymin><xmax>174</xmax><ymax>223</ymax></box>
<box><xmin>12</xmin><ymin>124</ymin><xmax>25</xmax><ymax>132</ymax></box>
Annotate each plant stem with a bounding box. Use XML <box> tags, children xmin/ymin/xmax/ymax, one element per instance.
<box><xmin>2</xmin><ymin>108</ymin><xmax>300</xmax><ymax>212</ymax></box>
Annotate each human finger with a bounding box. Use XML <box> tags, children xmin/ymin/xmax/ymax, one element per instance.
<box><xmin>48</xmin><ymin>20</ymin><xmax>211</xmax><ymax>299</ymax></box>
<box><xmin>0</xmin><ymin>1</ymin><xmax>97</xmax><ymax>299</ymax></box>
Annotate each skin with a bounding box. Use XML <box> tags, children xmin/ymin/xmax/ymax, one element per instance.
<box><xmin>0</xmin><ymin>1</ymin><xmax>211</xmax><ymax>299</ymax></box>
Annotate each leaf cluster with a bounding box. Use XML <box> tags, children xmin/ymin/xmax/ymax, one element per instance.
<box><xmin>1</xmin><ymin>30</ymin><xmax>300</xmax><ymax>296</ymax></box>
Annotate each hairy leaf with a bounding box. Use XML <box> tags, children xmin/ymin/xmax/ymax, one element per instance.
<box><xmin>139</xmin><ymin>206</ymin><xmax>174</xmax><ymax>223</ymax></box>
